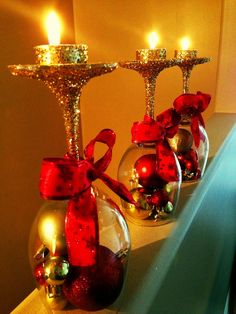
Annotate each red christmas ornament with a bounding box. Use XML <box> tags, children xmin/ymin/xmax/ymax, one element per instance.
<box><xmin>178</xmin><ymin>148</ymin><xmax>201</xmax><ymax>180</ymax></box>
<box><xmin>134</xmin><ymin>154</ymin><xmax>167</xmax><ymax>189</ymax></box>
<box><xmin>146</xmin><ymin>190</ymin><xmax>169</xmax><ymax>207</ymax></box>
<box><xmin>63</xmin><ymin>245</ymin><xmax>124</xmax><ymax>311</ymax></box>
<box><xmin>34</xmin><ymin>263</ymin><xmax>46</xmax><ymax>286</ymax></box>
<box><xmin>178</xmin><ymin>148</ymin><xmax>198</xmax><ymax>172</ymax></box>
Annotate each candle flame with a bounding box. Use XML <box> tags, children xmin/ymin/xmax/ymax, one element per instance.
<box><xmin>45</xmin><ymin>10</ymin><xmax>62</xmax><ymax>45</ymax></box>
<box><xmin>180</xmin><ymin>37</ymin><xmax>191</xmax><ymax>50</ymax></box>
<box><xmin>147</xmin><ymin>31</ymin><xmax>159</xmax><ymax>49</ymax></box>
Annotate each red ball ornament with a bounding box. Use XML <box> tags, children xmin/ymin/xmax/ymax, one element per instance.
<box><xmin>146</xmin><ymin>190</ymin><xmax>169</xmax><ymax>207</ymax></box>
<box><xmin>178</xmin><ymin>149</ymin><xmax>198</xmax><ymax>172</ymax></box>
<box><xmin>34</xmin><ymin>263</ymin><xmax>46</xmax><ymax>286</ymax></box>
<box><xmin>187</xmin><ymin>149</ymin><xmax>199</xmax><ymax>169</ymax></box>
<box><xmin>63</xmin><ymin>245</ymin><xmax>124</xmax><ymax>311</ymax></box>
<box><xmin>134</xmin><ymin>154</ymin><xmax>166</xmax><ymax>189</ymax></box>
<box><xmin>186</xmin><ymin>160</ymin><xmax>193</xmax><ymax>171</ymax></box>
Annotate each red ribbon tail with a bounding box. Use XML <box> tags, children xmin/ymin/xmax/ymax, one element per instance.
<box><xmin>100</xmin><ymin>172</ymin><xmax>137</xmax><ymax>205</ymax></box>
<box><xmin>65</xmin><ymin>187</ymin><xmax>99</xmax><ymax>267</ymax></box>
<box><xmin>191</xmin><ymin>116</ymin><xmax>201</xmax><ymax>147</ymax></box>
<box><xmin>198</xmin><ymin>113</ymin><xmax>205</xmax><ymax>128</ymax></box>
<box><xmin>156</xmin><ymin>141</ymin><xmax>179</xmax><ymax>182</ymax></box>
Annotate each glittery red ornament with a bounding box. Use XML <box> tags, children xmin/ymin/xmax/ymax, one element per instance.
<box><xmin>134</xmin><ymin>154</ymin><xmax>166</xmax><ymax>189</ymax></box>
<box><xmin>63</xmin><ymin>245</ymin><xmax>124</xmax><ymax>311</ymax></box>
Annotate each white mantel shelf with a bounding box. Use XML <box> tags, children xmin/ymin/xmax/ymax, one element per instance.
<box><xmin>11</xmin><ymin>113</ymin><xmax>236</xmax><ymax>314</ymax></box>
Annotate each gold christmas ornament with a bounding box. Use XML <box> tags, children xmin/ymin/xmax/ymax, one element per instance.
<box><xmin>127</xmin><ymin>188</ymin><xmax>154</xmax><ymax>219</ymax></box>
<box><xmin>37</xmin><ymin>202</ymin><xmax>67</xmax><ymax>255</ymax></box>
<box><xmin>168</xmin><ymin>128</ymin><xmax>193</xmax><ymax>153</ymax></box>
<box><xmin>45</xmin><ymin>285</ymin><xmax>67</xmax><ymax>310</ymax></box>
<box><xmin>44</xmin><ymin>256</ymin><xmax>69</xmax><ymax>285</ymax></box>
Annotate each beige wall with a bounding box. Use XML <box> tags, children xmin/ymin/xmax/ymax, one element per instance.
<box><xmin>215</xmin><ymin>0</ymin><xmax>236</xmax><ymax>112</ymax></box>
<box><xmin>0</xmin><ymin>1</ymin><xmax>74</xmax><ymax>313</ymax></box>
<box><xmin>73</xmin><ymin>0</ymin><xmax>222</xmax><ymax>193</ymax></box>
<box><xmin>0</xmin><ymin>0</ymin><xmax>225</xmax><ymax>312</ymax></box>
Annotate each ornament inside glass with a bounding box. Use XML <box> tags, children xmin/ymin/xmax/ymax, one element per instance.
<box><xmin>29</xmin><ymin>187</ymin><xmax>130</xmax><ymax>311</ymax></box>
<box><xmin>168</xmin><ymin>117</ymin><xmax>209</xmax><ymax>181</ymax></box>
<box><xmin>169</xmin><ymin>92</ymin><xmax>211</xmax><ymax>182</ymax></box>
<box><xmin>118</xmin><ymin>141</ymin><xmax>181</xmax><ymax>226</ymax></box>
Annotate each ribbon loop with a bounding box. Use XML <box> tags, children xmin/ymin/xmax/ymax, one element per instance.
<box><xmin>39</xmin><ymin>129</ymin><xmax>135</xmax><ymax>267</ymax></box>
<box><xmin>84</xmin><ymin>129</ymin><xmax>115</xmax><ymax>172</ymax></box>
<box><xmin>131</xmin><ymin>114</ymin><xmax>164</xmax><ymax>144</ymax></box>
<box><xmin>40</xmin><ymin>158</ymin><xmax>92</xmax><ymax>200</ymax></box>
<box><xmin>173</xmin><ymin>91</ymin><xmax>211</xmax><ymax>147</ymax></box>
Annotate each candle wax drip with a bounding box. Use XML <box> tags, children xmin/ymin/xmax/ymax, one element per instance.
<box><xmin>119</xmin><ymin>59</ymin><xmax>177</xmax><ymax>117</ymax></box>
<box><xmin>9</xmin><ymin>63</ymin><xmax>117</xmax><ymax>158</ymax></box>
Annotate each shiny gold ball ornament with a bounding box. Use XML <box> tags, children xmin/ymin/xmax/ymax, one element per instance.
<box><xmin>37</xmin><ymin>201</ymin><xmax>67</xmax><ymax>255</ymax></box>
<box><xmin>128</xmin><ymin>188</ymin><xmax>154</xmax><ymax>219</ymax></box>
<box><xmin>44</xmin><ymin>256</ymin><xmax>69</xmax><ymax>285</ymax></box>
<box><xmin>45</xmin><ymin>284</ymin><xmax>68</xmax><ymax>310</ymax></box>
<box><xmin>168</xmin><ymin>128</ymin><xmax>193</xmax><ymax>153</ymax></box>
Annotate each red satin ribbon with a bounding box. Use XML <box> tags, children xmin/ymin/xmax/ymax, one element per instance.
<box><xmin>173</xmin><ymin>91</ymin><xmax>211</xmax><ymax>147</ymax></box>
<box><xmin>131</xmin><ymin>109</ymin><xmax>181</xmax><ymax>182</ymax></box>
<box><xmin>40</xmin><ymin>129</ymin><xmax>135</xmax><ymax>267</ymax></box>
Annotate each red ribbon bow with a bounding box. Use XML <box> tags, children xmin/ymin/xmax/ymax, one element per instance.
<box><xmin>173</xmin><ymin>91</ymin><xmax>211</xmax><ymax>147</ymax></box>
<box><xmin>40</xmin><ymin>129</ymin><xmax>135</xmax><ymax>267</ymax></box>
<box><xmin>131</xmin><ymin>108</ymin><xmax>181</xmax><ymax>182</ymax></box>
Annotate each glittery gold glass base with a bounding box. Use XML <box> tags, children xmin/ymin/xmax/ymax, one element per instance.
<box><xmin>9</xmin><ymin>62</ymin><xmax>117</xmax><ymax>158</ymax></box>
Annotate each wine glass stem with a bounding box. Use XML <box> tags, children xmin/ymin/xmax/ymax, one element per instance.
<box><xmin>45</xmin><ymin>81</ymin><xmax>84</xmax><ymax>160</ymax></box>
<box><xmin>182</xmin><ymin>67</ymin><xmax>192</xmax><ymax>94</ymax></box>
<box><xmin>144</xmin><ymin>75</ymin><xmax>157</xmax><ymax>119</ymax></box>
<box><xmin>61</xmin><ymin>94</ymin><xmax>83</xmax><ymax>159</ymax></box>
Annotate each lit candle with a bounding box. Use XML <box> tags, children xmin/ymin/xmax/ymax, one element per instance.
<box><xmin>136</xmin><ymin>31</ymin><xmax>166</xmax><ymax>62</ymax></box>
<box><xmin>174</xmin><ymin>36</ymin><xmax>197</xmax><ymax>59</ymax></box>
<box><xmin>34</xmin><ymin>10</ymin><xmax>88</xmax><ymax>65</ymax></box>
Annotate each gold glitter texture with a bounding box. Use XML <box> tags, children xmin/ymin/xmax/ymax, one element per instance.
<box><xmin>34</xmin><ymin>44</ymin><xmax>88</xmax><ymax>65</ymax></box>
<box><xmin>175</xmin><ymin>56</ymin><xmax>210</xmax><ymax>93</ymax></box>
<box><xmin>136</xmin><ymin>48</ymin><xmax>166</xmax><ymax>62</ymax></box>
<box><xmin>9</xmin><ymin>63</ymin><xmax>117</xmax><ymax>158</ymax></box>
<box><xmin>119</xmin><ymin>59</ymin><xmax>178</xmax><ymax>118</ymax></box>
<box><xmin>174</xmin><ymin>50</ymin><xmax>197</xmax><ymax>59</ymax></box>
